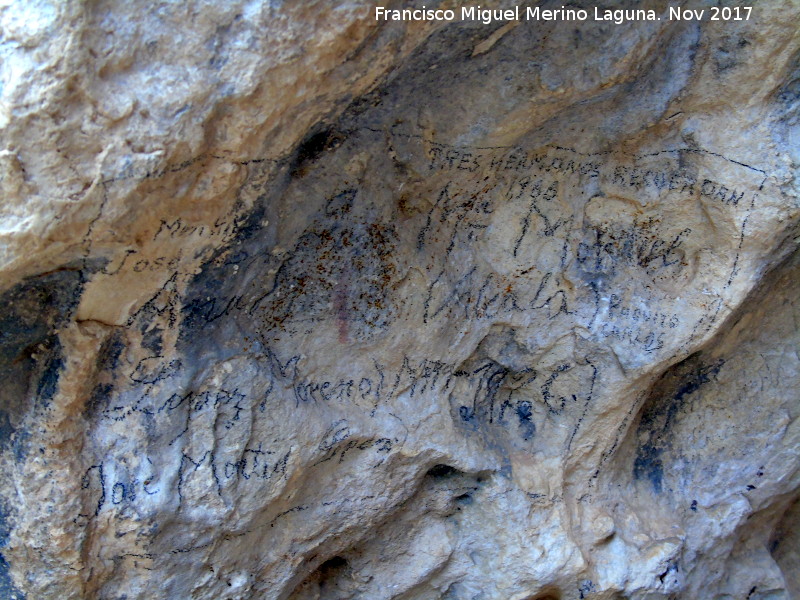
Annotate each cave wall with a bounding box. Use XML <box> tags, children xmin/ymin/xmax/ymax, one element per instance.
<box><xmin>0</xmin><ymin>1</ymin><xmax>798</xmax><ymax>599</ymax></box>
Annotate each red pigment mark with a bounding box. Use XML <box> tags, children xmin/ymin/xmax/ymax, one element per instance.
<box><xmin>334</xmin><ymin>274</ymin><xmax>349</xmax><ymax>344</ymax></box>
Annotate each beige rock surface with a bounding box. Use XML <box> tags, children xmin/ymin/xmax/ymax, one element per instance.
<box><xmin>0</xmin><ymin>1</ymin><xmax>798</xmax><ymax>599</ymax></box>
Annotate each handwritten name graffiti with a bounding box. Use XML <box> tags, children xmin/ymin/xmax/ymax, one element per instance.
<box><xmin>408</xmin><ymin>139</ymin><xmax>764</xmax><ymax>349</ymax></box>
<box><xmin>153</xmin><ymin>215</ymin><xmax>247</xmax><ymax>243</ymax></box>
<box><xmin>75</xmin><ymin>444</ymin><xmax>295</xmax><ymax>524</ymax></box>
<box><xmin>423</xmin><ymin>267</ymin><xmax>570</xmax><ymax>323</ymax></box>
<box><xmin>576</xmin><ymin>219</ymin><xmax>693</xmax><ymax>278</ymax></box>
<box><xmin>63</xmin><ymin>133</ymin><xmax>772</xmax><ymax>569</ymax></box>
<box><xmin>413</xmin><ymin>164</ymin><xmax>578</xmax><ymax>326</ymax></box>
<box><xmin>416</xmin><ymin>174</ymin><xmax>570</xmax><ymax>262</ymax></box>
<box><xmin>428</xmin><ymin>145</ymin><xmax>601</xmax><ymax>179</ymax></box>
<box><xmin>423</xmin><ymin>152</ymin><xmax>750</xmax><ymax>263</ymax></box>
<box><xmin>72</xmin><ymin>140</ymin><xmax>766</xmax><ymax>540</ymax></box>
<box><xmin>611</xmin><ymin>167</ymin><xmax>748</xmax><ymax>206</ymax></box>
<box><xmin>452</xmin><ymin>356</ymin><xmax>597</xmax><ymax>444</ymax></box>
<box><xmin>97</xmin><ymin>349</ymin><xmax>554</xmax><ymax>423</ymax></box>
<box><xmin>78</xmin><ymin>343</ymin><xmax>598</xmax><ymax>526</ymax></box>
<box><xmin>314</xmin><ymin>421</ymin><xmax>394</xmax><ymax>466</ymax></box>
<box><xmin>598</xmin><ymin>294</ymin><xmax>681</xmax><ymax>353</ymax></box>
<box><xmin>426</xmin><ymin>141</ymin><xmax>763</xmax><ymax>199</ymax></box>
<box><xmin>89</xmin><ymin>129</ymin><xmax>765</xmax><ymax>370</ymax></box>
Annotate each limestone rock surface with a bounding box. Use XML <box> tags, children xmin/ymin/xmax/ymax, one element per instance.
<box><xmin>0</xmin><ymin>1</ymin><xmax>799</xmax><ymax>599</ymax></box>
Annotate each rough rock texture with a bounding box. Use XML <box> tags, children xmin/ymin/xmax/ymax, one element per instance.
<box><xmin>1</xmin><ymin>1</ymin><xmax>799</xmax><ymax>599</ymax></box>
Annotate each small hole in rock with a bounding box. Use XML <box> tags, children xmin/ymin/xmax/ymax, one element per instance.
<box><xmin>528</xmin><ymin>590</ymin><xmax>561</xmax><ymax>600</ymax></box>
<box><xmin>318</xmin><ymin>555</ymin><xmax>348</xmax><ymax>574</ymax></box>
<box><xmin>426</xmin><ymin>464</ymin><xmax>460</xmax><ymax>478</ymax></box>
<box><xmin>316</xmin><ymin>555</ymin><xmax>348</xmax><ymax>589</ymax></box>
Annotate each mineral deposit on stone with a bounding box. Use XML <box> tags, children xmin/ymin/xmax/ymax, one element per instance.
<box><xmin>0</xmin><ymin>1</ymin><xmax>798</xmax><ymax>599</ymax></box>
